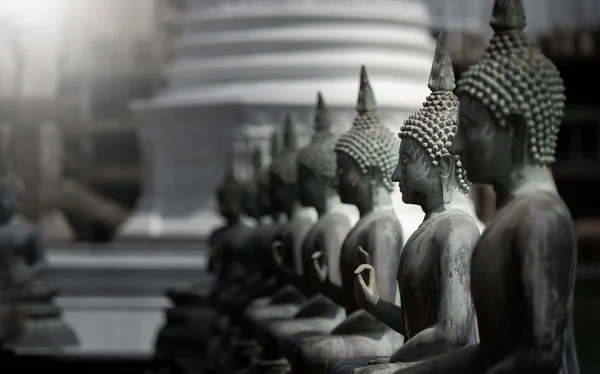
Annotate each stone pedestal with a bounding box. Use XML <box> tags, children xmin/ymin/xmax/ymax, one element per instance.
<box><xmin>118</xmin><ymin>0</ymin><xmax>436</xmax><ymax>240</ymax></box>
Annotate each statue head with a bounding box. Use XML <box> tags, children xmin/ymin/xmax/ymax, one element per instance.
<box><xmin>452</xmin><ymin>0</ymin><xmax>565</xmax><ymax>184</ymax></box>
<box><xmin>333</xmin><ymin>66</ymin><xmax>399</xmax><ymax>211</ymax></box>
<box><xmin>0</xmin><ymin>173</ymin><xmax>23</xmax><ymax>223</ymax></box>
<box><xmin>241</xmin><ymin>146</ymin><xmax>263</xmax><ymax>220</ymax></box>
<box><xmin>216</xmin><ymin>162</ymin><xmax>243</xmax><ymax>223</ymax></box>
<box><xmin>393</xmin><ymin>33</ymin><xmax>471</xmax><ymax>209</ymax></box>
<box><xmin>268</xmin><ymin>112</ymin><xmax>300</xmax><ymax>216</ymax></box>
<box><xmin>297</xmin><ymin>92</ymin><xmax>338</xmax><ymax>214</ymax></box>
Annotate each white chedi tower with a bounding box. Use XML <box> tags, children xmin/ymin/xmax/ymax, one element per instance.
<box><xmin>118</xmin><ymin>0</ymin><xmax>434</xmax><ymax>240</ymax></box>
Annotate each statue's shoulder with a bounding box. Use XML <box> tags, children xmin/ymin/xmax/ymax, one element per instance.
<box><xmin>433</xmin><ymin>209</ymin><xmax>480</xmax><ymax>250</ymax></box>
<box><xmin>510</xmin><ymin>191</ymin><xmax>572</xmax><ymax>224</ymax></box>
<box><xmin>5</xmin><ymin>215</ymin><xmax>37</xmax><ymax>237</ymax></box>
<box><xmin>370</xmin><ymin>210</ymin><xmax>403</xmax><ymax>232</ymax></box>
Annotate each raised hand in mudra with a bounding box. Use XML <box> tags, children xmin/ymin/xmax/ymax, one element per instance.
<box><xmin>311</xmin><ymin>251</ymin><xmax>328</xmax><ymax>283</ymax></box>
<box><xmin>271</xmin><ymin>240</ymin><xmax>284</xmax><ymax>267</ymax></box>
<box><xmin>354</xmin><ymin>246</ymin><xmax>379</xmax><ymax>307</ymax></box>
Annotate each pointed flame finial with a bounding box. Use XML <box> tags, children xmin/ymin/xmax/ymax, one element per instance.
<box><xmin>490</xmin><ymin>0</ymin><xmax>526</xmax><ymax>33</ymax></box>
<box><xmin>282</xmin><ymin>111</ymin><xmax>298</xmax><ymax>150</ymax></box>
<box><xmin>314</xmin><ymin>92</ymin><xmax>333</xmax><ymax>132</ymax></box>
<box><xmin>356</xmin><ymin>66</ymin><xmax>378</xmax><ymax>113</ymax></box>
<box><xmin>428</xmin><ymin>33</ymin><xmax>455</xmax><ymax>92</ymax></box>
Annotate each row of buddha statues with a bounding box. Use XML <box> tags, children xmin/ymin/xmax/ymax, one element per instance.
<box><xmin>157</xmin><ymin>1</ymin><xmax>579</xmax><ymax>373</ymax></box>
<box><xmin>0</xmin><ymin>173</ymin><xmax>78</xmax><ymax>352</ymax></box>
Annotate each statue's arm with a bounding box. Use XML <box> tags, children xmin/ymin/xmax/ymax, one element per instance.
<box><xmin>366</xmin><ymin>218</ymin><xmax>405</xmax><ymax>334</ymax></box>
<box><xmin>320</xmin><ymin>277</ymin><xmax>344</xmax><ymax>306</ymax></box>
<box><xmin>24</xmin><ymin>228</ymin><xmax>46</xmax><ymax>276</ymax></box>
<box><xmin>318</xmin><ymin>220</ymin><xmax>353</xmax><ymax>306</ymax></box>
<box><xmin>369</xmin><ymin>298</ymin><xmax>406</xmax><ymax>336</ymax></box>
<box><xmin>480</xmin><ymin>209</ymin><xmax>576</xmax><ymax>374</ymax></box>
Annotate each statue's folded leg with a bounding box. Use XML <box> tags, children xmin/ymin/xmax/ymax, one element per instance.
<box><xmin>353</xmin><ymin>361</ymin><xmax>419</xmax><ymax>374</ymax></box>
<box><xmin>290</xmin><ymin>335</ymin><xmax>392</xmax><ymax>374</ymax></box>
<box><xmin>330</xmin><ymin>356</ymin><xmax>384</xmax><ymax>374</ymax></box>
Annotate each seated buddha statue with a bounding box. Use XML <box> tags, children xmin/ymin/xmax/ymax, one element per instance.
<box><xmin>385</xmin><ymin>1</ymin><xmax>579</xmax><ymax>373</ymax></box>
<box><xmin>0</xmin><ymin>173</ymin><xmax>78</xmax><ymax>348</ymax></box>
<box><xmin>289</xmin><ymin>66</ymin><xmax>405</xmax><ymax>374</ymax></box>
<box><xmin>214</xmin><ymin>131</ymin><xmax>288</xmax><ymax>316</ymax></box>
<box><xmin>219</xmin><ymin>116</ymin><xmax>316</xmax><ymax>373</ymax></box>
<box><xmin>156</xmin><ymin>163</ymin><xmax>254</xmax><ymax>372</ymax></box>
<box><xmin>251</xmin><ymin>92</ymin><xmax>358</xmax><ymax>373</ymax></box>
<box><xmin>331</xmin><ymin>33</ymin><xmax>481</xmax><ymax>374</ymax></box>
<box><xmin>243</xmin><ymin>112</ymin><xmax>317</xmax><ymax>325</ymax></box>
<box><xmin>205</xmin><ymin>146</ymin><xmax>288</xmax><ymax>374</ymax></box>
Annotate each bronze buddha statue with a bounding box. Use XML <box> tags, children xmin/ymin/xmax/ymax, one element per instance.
<box><xmin>242</xmin><ymin>112</ymin><xmax>316</xmax><ymax>326</ymax></box>
<box><xmin>252</xmin><ymin>92</ymin><xmax>356</xmax><ymax>373</ymax></box>
<box><xmin>388</xmin><ymin>1</ymin><xmax>579</xmax><ymax>373</ymax></box>
<box><xmin>289</xmin><ymin>66</ymin><xmax>404</xmax><ymax>374</ymax></box>
<box><xmin>0</xmin><ymin>173</ymin><xmax>77</xmax><ymax>348</ymax></box>
<box><xmin>332</xmin><ymin>33</ymin><xmax>481</xmax><ymax>374</ymax></box>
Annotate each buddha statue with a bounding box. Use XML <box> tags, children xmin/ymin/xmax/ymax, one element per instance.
<box><xmin>252</xmin><ymin>92</ymin><xmax>357</xmax><ymax>373</ymax></box>
<box><xmin>156</xmin><ymin>163</ymin><xmax>254</xmax><ymax>373</ymax></box>
<box><xmin>214</xmin><ymin>132</ymin><xmax>287</xmax><ymax>315</ymax></box>
<box><xmin>0</xmin><ymin>243</ymin><xmax>24</xmax><ymax>350</ymax></box>
<box><xmin>0</xmin><ymin>173</ymin><xmax>78</xmax><ymax>348</ymax></box>
<box><xmin>204</xmin><ymin>143</ymin><xmax>289</xmax><ymax>374</ymax></box>
<box><xmin>214</xmin><ymin>121</ymin><xmax>315</xmax><ymax>372</ymax></box>
<box><xmin>386</xmin><ymin>1</ymin><xmax>579</xmax><ymax>373</ymax></box>
<box><xmin>331</xmin><ymin>33</ymin><xmax>481</xmax><ymax>374</ymax></box>
<box><xmin>243</xmin><ymin>111</ymin><xmax>317</xmax><ymax>325</ymax></box>
<box><xmin>289</xmin><ymin>66</ymin><xmax>404</xmax><ymax>374</ymax></box>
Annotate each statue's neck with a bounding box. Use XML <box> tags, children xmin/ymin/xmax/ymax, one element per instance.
<box><xmin>423</xmin><ymin>189</ymin><xmax>470</xmax><ymax>221</ymax></box>
<box><xmin>226</xmin><ymin>216</ymin><xmax>241</xmax><ymax>226</ymax></box>
<box><xmin>258</xmin><ymin>216</ymin><xmax>272</xmax><ymax>225</ymax></box>
<box><xmin>360</xmin><ymin>185</ymin><xmax>393</xmax><ymax>218</ymax></box>
<box><xmin>493</xmin><ymin>164</ymin><xmax>557</xmax><ymax>210</ymax></box>
<box><xmin>287</xmin><ymin>199</ymin><xmax>306</xmax><ymax>220</ymax></box>
<box><xmin>319</xmin><ymin>190</ymin><xmax>343</xmax><ymax>217</ymax></box>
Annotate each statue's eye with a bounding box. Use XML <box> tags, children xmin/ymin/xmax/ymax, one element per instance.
<box><xmin>402</xmin><ymin>158</ymin><xmax>409</xmax><ymax>165</ymax></box>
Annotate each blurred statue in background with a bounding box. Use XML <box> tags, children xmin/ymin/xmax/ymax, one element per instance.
<box><xmin>253</xmin><ymin>92</ymin><xmax>357</xmax><ymax>373</ymax></box>
<box><xmin>290</xmin><ymin>66</ymin><xmax>404</xmax><ymax>374</ymax></box>
<box><xmin>0</xmin><ymin>173</ymin><xmax>77</xmax><ymax>348</ymax></box>
<box><xmin>387</xmin><ymin>1</ymin><xmax>579</xmax><ymax>373</ymax></box>
<box><xmin>233</xmin><ymin>113</ymin><xmax>317</xmax><ymax>372</ymax></box>
<box><xmin>338</xmin><ymin>33</ymin><xmax>480</xmax><ymax>374</ymax></box>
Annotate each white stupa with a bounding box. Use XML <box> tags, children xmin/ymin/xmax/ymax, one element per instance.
<box><xmin>118</xmin><ymin>0</ymin><xmax>435</xmax><ymax>240</ymax></box>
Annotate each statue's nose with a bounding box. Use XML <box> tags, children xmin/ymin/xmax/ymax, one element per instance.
<box><xmin>391</xmin><ymin>164</ymin><xmax>401</xmax><ymax>183</ymax></box>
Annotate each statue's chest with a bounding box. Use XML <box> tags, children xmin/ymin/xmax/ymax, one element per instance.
<box><xmin>0</xmin><ymin>225</ymin><xmax>26</xmax><ymax>255</ymax></box>
<box><xmin>399</xmin><ymin>230</ymin><xmax>436</xmax><ymax>288</ymax></box>
<box><xmin>470</xmin><ymin>209</ymin><xmax>519</xmax><ymax>332</ymax></box>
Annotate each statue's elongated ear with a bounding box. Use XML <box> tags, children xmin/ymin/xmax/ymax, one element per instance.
<box><xmin>367</xmin><ymin>166</ymin><xmax>383</xmax><ymax>186</ymax></box>
<box><xmin>438</xmin><ymin>154</ymin><xmax>454</xmax><ymax>178</ymax></box>
<box><xmin>507</xmin><ymin>112</ymin><xmax>527</xmax><ymax>164</ymax></box>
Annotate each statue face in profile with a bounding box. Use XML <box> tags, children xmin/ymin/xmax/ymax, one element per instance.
<box><xmin>216</xmin><ymin>189</ymin><xmax>242</xmax><ymax>222</ymax></box>
<box><xmin>333</xmin><ymin>151</ymin><xmax>370</xmax><ymax>207</ymax></box>
<box><xmin>241</xmin><ymin>183</ymin><xmax>261</xmax><ymax>219</ymax></box>
<box><xmin>268</xmin><ymin>175</ymin><xmax>296</xmax><ymax>214</ymax></box>
<box><xmin>298</xmin><ymin>164</ymin><xmax>323</xmax><ymax>209</ymax></box>
<box><xmin>454</xmin><ymin>95</ymin><xmax>514</xmax><ymax>185</ymax></box>
<box><xmin>393</xmin><ymin>139</ymin><xmax>441</xmax><ymax>206</ymax></box>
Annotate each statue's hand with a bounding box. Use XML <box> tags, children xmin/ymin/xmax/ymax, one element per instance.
<box><xmin>354</xmin><ymin>247</ymin><xmax>379</xmax><ymax>307</ymax></box>
<box><xmin>311</xmin><ymin>251</ymin><xmax>328</xmax><ymax>283</ymax></box>
<box><xmin>271</xmin><ymin>240</ymin><xmax>284</xmax><ymax>267</ymax></box>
